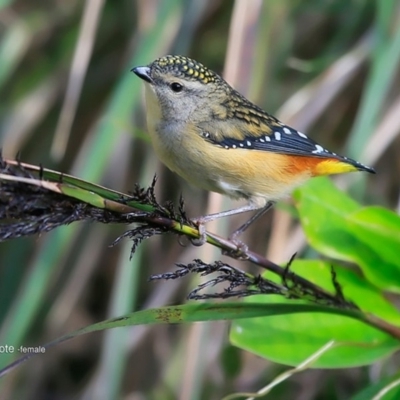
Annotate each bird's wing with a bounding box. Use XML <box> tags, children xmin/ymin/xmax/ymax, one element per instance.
<box><xmin>198</xmin><ymin>120</ymin><xmax>374</xmax><ymax>173</ymax></box>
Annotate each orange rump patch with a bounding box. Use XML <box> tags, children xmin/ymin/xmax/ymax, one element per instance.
<box><xmin>285</xmin><ymin>156</ymin><xmax>358</xmax><ymax>177</ymax></box>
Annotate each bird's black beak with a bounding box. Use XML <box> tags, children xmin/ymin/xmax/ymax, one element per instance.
<box><xmin>131</xmin><ymin>66</ymin><xmax>153</xmax><ymax>84</ymax></box>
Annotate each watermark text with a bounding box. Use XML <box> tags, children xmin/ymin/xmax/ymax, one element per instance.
<box><xmin>0</xmin><ymin>345</ymin><xmax>45</xmax><ymax>354</ymax></box>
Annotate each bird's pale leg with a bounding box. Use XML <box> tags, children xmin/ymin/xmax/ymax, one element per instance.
<box><xmin>223</xmin><ymin>201</ymin><xmax>275</xmax><ymax>257</ymax></box>
<box><xmin>191</xmin><ymin>201</ymin><xmax>275</xmax><ymax>247</ymax></box>
<box><xmin>191</xmin><ymin>203</ymin><xmax>261</xmax><ymax>246</ymax></box>
<box><xmin>229</xmin><ymin>201</ymin><xmax>275</xmax><ymax>241</ymax></box>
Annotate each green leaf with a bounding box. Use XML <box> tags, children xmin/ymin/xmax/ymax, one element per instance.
<box><xmin>294</xmin><ymin>177</ymin><xmax>400</xmax><ymax>292</ymax></box>
<box><xmin>231</xmin><ymin>260</ymin><xmax>400</xmax><ymax>368</ymax></box>
<box><xmin>347</xmin><ymin>207</ymin><xmax>400</xmax><ymax>292</ymax></box>
<box><xmin>351</xmin><ymin>373</ymin><xmax>400</xmax><ymax>400</ymax></box>
<box><xmin>0</xmin><ymin>301</ymin><xmax>367</xmax><ymax>377</ymax></box>
<box><xmin>293</xmin><ymin>177</ymin><xmax>359</xmax><ymax>261</ymax></box>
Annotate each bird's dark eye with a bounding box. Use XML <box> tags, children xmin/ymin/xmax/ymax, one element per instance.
<box><xmin>170</xmin><ymin>82</ymin><xmax>183</xmax><ymax>92</ymax></box>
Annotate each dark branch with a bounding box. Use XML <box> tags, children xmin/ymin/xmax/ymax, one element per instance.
<box><xmin>150</xmin><ymin>258</ymin><xmax>356</xmax><ymax>309</ymax></box>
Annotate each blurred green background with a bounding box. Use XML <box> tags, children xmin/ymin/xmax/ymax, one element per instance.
<box><xmin>0</xmin><ymin>0</ymin><xmax>399</xmax><ymax>399</ymax></box>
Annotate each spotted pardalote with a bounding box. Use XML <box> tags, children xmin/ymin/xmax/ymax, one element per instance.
<box><xmin>132</xmin><ymin>55</ymin><xmax>374</xmax><ymax>239</ymax></box>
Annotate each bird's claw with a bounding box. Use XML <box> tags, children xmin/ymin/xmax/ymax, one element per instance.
<box><xmin>222</xmin><ymin>237</ymin><xmax>249</xmax><ymax>260</ymax></box>
<box><xmin>190</xmin><ymin>220</ymin><xmax>207</xmax><ymax>246</ymax></box>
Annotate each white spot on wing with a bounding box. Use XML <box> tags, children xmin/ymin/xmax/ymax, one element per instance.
<box><xmin>232</xmin><ymin>145</ymin><xmax>237</xmax><ymax>149</ymax></box>
<box><xmin>239</xmin><ymin>143</ymin><xmax>244</xmax><ymax>147</ymax></box>
<box><xmin>297</xmin><ymin>131</ymin><xmax>307</xmax><ymax>139</ymax></box>
<box><xmin>283</xmin><ymin>127</ymin><xmax>291</xmax><ymax>134</ymax></box>
<box><xmin>312</xmin><ymin>144</ymin><xmax>325</xmax><ymax>154</ymax></box>
<box><xmin>259</xmin><ymin>138</ymin><xmax>265</xmax><ymax>143</ymax></box>
<box><xmin>246</xmin><ymin>140</ymin><xmax>252</xmax><ymax>147</ymax></box>
<box><xmin>265</xmin><ymin>136</ymin><xmax>271</xmax><ymax>142</ymax></box>
<box><xmin>274</xmin><ymin>131</ymin><xmax>281</xmax><ymax>141</ymax></box>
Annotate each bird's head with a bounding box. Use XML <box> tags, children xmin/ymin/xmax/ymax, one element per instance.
<box><xmin>132</xmin><ymin>55</ymin><xmax>227</xmax><ymax>122</ymax></box>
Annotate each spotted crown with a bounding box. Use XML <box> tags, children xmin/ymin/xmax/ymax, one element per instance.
<box><xmin>151</xmin><ymin>55</ymin><xmax>219</xmax><ymax>84</ymax></box>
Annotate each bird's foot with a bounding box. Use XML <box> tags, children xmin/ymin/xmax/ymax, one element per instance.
<box><xmin>190</xmin><ymin>219</ymin><xmax>207</xmax><ymax>246</ymax></box>
<box><xmin>222</xmin><ymin>236</ymin><xmax>249</xmax><ymax>260</ymax></box>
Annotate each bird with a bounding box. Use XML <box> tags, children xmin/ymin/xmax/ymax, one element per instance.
<box><xmin>132</xmin><ymin>55</ymin><xmax>375</xmax><ymax>244</ymax></box>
